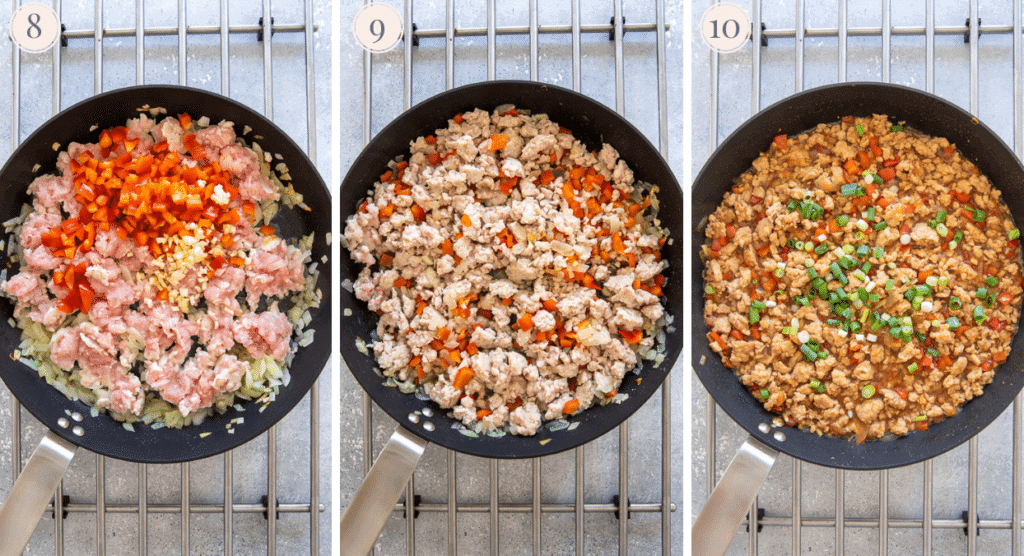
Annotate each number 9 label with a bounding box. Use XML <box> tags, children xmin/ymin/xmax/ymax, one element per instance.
<box><xmin>8</xmin><ymin>2</ymin><xmax>61</xmax><ymax>53</ymax></box>
<box><xmin>699</xmin><ymin>2</ymin><xmax>751</xmax><ymax>54</ymax></box>
<box><xmin>353</xmin><ymin>3</ymin><xmax>403</xmax><ymax>53</ymax></box>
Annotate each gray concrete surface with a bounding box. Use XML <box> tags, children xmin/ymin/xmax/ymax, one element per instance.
<box><xmin>0</xmin><ymin>0</ymin><xmax>332</xmax><ymax>553</ymax></box>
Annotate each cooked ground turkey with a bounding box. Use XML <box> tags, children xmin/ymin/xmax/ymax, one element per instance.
<box><xmin>344</xmin><ymin>106</ymin><xmax>669</xmax><ymax>436</ymax></box>
<box><xmin>701</xmin><ymin>114</ymin><xmax>1023</xmax><ymax>442</ymax></box>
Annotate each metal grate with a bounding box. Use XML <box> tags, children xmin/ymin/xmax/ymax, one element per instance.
<box><xmin>0</xmin><ymin>0</ymin><xmax>329</xmax><ymax>553</ymax></box>
<box><xmin>338</xmin><ymin>0</ymin><xmax>676</xmax><ymax>553</ymax></box>
<box><xmin>693</xmin><ymin>0</ymin><xmax>1024</xmax><ymax>554</ymax></box>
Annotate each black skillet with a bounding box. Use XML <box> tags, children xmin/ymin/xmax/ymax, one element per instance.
<box><xmin>0</xmin><ymin>86</ymin><xmax>331</xmax><ymax>552</ymax></box>
<box><xmin>692</xmin><ymin>82</ymin><xmax>1024</xmax><ymax>554</ymax></box>
<box><xmin>336</xmin><ymin>81</ymin><xmax>683</xmax><ymax>552</ymax></box>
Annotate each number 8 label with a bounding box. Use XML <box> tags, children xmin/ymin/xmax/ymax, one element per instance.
<box><xmin>700</xmin><ymin>2</ymin><xmax>751</xmax><ymax>54</ymax></box>
<box><xmin>8</xmin><ymin>2</ymin><xmax>61</xmax><ymax>53</ymax></box>
<box><xmin>353</xmin><ymin>3</ymin><xmax>403</xmax><ymax>53</ymax></box>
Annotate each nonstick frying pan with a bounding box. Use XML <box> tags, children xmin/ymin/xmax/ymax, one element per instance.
<box><xmin>336</xmin><ymin>80</ymin><xmax>683</xmax><ymax>553</ymax></box>
<box><xmin>691</xmin><ymin>82</ymin><xmax>1024</xmax><ymax>554</ymax></box>
<box><xmin>0</xmin><ymin>85</ymin><xmax>331</xmax><ymax>554</ymax></box>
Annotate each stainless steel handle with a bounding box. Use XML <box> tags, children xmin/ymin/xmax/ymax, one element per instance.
<box><xmin>0</xmin><ymin>431</ymin><xmax>77</xmax><ymax>556</ymax></box>
<box><xmin>692</xmin><ymin>436</ymin><xmax>778</xmax><ymax>556</ymax></box>
<box><xmin>339</xmin><ymin>427</ymin><xmax>428</xmax><ymax>556</ymax></box>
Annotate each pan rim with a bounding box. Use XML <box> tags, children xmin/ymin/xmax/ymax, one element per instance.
<box><xmin>0</xmin><ymin>84</ymin><xmax>332</xmax><ymax>464</ymax></box>
<box><xmin>691</xmin><ymin>80</ymin><xmax>1024</xmax><ymax>470</ymax></box>
<box><xmin>338</xmin><ymin>79</ymin><xmax>683</xmax><ymax>459</ymax></box>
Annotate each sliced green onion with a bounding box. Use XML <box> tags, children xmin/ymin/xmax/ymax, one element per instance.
<box><xmin>854</xmin><ymin>231</ymin><xmax>866</xmax><ymax>241</ymax></box>
<box><xmin>867</xmin><ymin>207</ymin><xmax>876</xmax><ymax>221</ymax></box>
<box><xmin>911</xmin><ymin>297</ymin><xmax>922</xmax><ymax>310</ymax></box>
<box><xmin>955</xmin><ymin>230</ymin><xmax>964</xmax><ymax>242</ymax></box>
<box><xmin>836</xmin><ymin>215</ymin><xmax>849</xmax><ymax>226</ymax></box>
<box><xmin>892</xmin><ymin>124</ymin><xmax>904</xmax><ymax>132</ymax></box>
<box><xmin>937</xmin><ymin>209</ymin><xmax>947</xmax><ymax>223</ymax></box>
<box><xmin>861</xmin><ymin>261</ymin><xmax>872</xmax><ymax>274</ymax></box>
<box><xmin>973</xmin><ymin>305</ymin><xmax>986</xmax><ymax>325</ymax></box>
<box><xmin>855</xmin><ymin>245</ymin><xmax>870</xmax><ymax>258</ymax></box>
<box><xmin>935</xmin><ymin>223</ymin><xmax>948</xmax><ymax>237</ymax></box>
<box><xmin>861</xmin><ymin>384</ymin><xmax>876</xmax><ymax>398</ymax></box>
<box><xmin>986</xmin><ymin>276</ymin><xmax>999</xmax><ymax>287</ymax></box>
<box><xmin>873</xmin><ymin>173</ymin><xmax>883</xmax><ymax>185</ymax></box>
<box><xmin>985</xmin><ymin>293</ymin><xmax>996</xmax><ymax>308</ymax></box>
<box><xmin>926</xmin><ymin>347</ymin><xmax>940</xmax><ymax>357</ymax></box>
<box><xmin>795</xmin><ymin>296</ymin><xmax>810</xmax><ymax>307</ymax></box>
<box><xmin>872</xmin><ymin>246</ymin><xmax>885</xmax><ymax>259</ymax></box>
<box><xmin>760</xmin><ymin>389</ymin><xmax>770</xmax><ymax>400</ymax></box>
<box><xmin>868</xmin><ymin>292</ymin><xmax>880</xmax><ymax>303</ymax></box>
<box><xmin>928</xmin><ymin>219</ymin><xmax>937</xmax><ymax>228</ymax></box>
<box><xmin>752</xmin><ymin>300</ymin><xmax>767</xmax><ymax>311</ymax></box>
<box><xmin>915</xmin><ymin>415</ymin><xmax>927</xmax><ymax>422</ymax></box>
<box><xmin>885</xmin><ymin>279</ymin><xmax>895</xmax><ymax>291</ymax></box>
<box><xmin>809</xmin><ymin>379</ymin><xmax>822</xmax><ymax>390</ymax></box>
<box><xmin>915</xmin><ymin>284</ymin><xmax>933</xmax><ymax>297</ymax></box>
<box><xmin>948</xmin><ymin>316</ymin><xmax>962</xmax><ymax>330</ymax></box>
<box><xmin>925</xmin><ymin>275</ymin><xmax>938</xmax><ymax>287</ymax></box>
<box><xmin>781</xmin><ymin>326</ymin><xmax>795</xmax><ymax>335</ymax></box>
<box><xmin>856</xmin><ymin>123</ymin><xmax>865</xmax><ymax>136</ymax></box>
<box><xmin>907</xmin><ymin>362</ymin><xmax>919</xmax><ymax>373</ymax></box>
<box><xmin>800</xmin><ymin>343</ymin><xmax>818</xmax><ymax>362</ymax></box>
<box><xmin>949</xmin><ymin>296</ymin><xmax>962</xmax><ymax>310</ymax></box>
<box><xmin>937</xmin><ymin>276</ymin><xmax>949</xmax><ymax>288</ymax></box>
<box><xmin>806</xmin><ymin>268</ymin><xmax>817</xmax><ymax>280</ymax></box>
<box><xmin>977</xmin><ymin>287</ymin><xmax>988</xmax><ymax>299</ymax></box>
<box><xmin>774</xmin><ymin>266</ymin><xmax>785</xmax><ymax>278</ymax></box>
<box><xmin>855</xmin><ymin>219</ymin><xmax>869</xmax><ymax>231</ymax></box>
<box><xmin>815</xmin><ymin>242</ymin><xmax>829</xmax><ymax>255</ymax></box>
<box><xmin>874</xmin><ymin>221</ymin><xmax>888</xmax><ymax>231</ymax></box>
<box><xmin>973</xmin><ymin>209</ymin><xmax>987</xmax><ymax>222</ymax></box>
<box><xmin>750</xmin><ymin>307</ymin><xmax>761</xmax><ymax>324</ymax></box>
<box><xmin>841</xmin><ymin>183</ymin><xmax>859</xmax><ymax>197</ymax></box>
<box><xmin>794</xmin><ymin>240</ymin><xmax>804</xmax><ymax>250</ymax></box>
<box><xmin>850</xmin><ymin>321</ymin><xmax>863</xmax><ymax>334</ymax></box>
<box><xmin>842</xmin><ymin>244</ymin><xmax>855</xmax><ymax>255</ymax></box>
<box><xmin>1011</xmin><ymin>228</ymin><xmax>1021</xmax><ymax>241</ymax></box>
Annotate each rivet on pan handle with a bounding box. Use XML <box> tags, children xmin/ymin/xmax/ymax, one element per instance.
<box><xmin>0</xmin><ymin>431</ymin><xmax>77</xmax><ymax>556</ymax></box>
<box><xmin>692</xmin><ymin>436</ymin><xmax>778</xmax><ymax>556</ymax></box>
<box><xmin>339</xmin><ymin>426</ymin><xmax>428</xmax><ymax>556</ymax></box>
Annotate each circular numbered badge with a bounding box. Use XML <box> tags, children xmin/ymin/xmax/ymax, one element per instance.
<box><xmin>352</xmin><ymin>3</ymin><xmax>403</xmax><ymax>53</ymax></box>
<box><xmin>699</xmin><ymin>2</ymin><xmax>751</xmax><ymax>54</ymax></box>
<box><xmin>9</xmin><ymin>2</ymin><xmax>61</xmax><ymax>54</ymax></box>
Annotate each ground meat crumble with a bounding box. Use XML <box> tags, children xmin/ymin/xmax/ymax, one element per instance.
<box><xmin>345</xmin><ymin>106</ymin><xmax>670</xmax><ymax>436</ymax></box>
<box><xmin>702</xmin><ymin>114</ymin><xmax>1023</xmax><ymax>442</ymax></box>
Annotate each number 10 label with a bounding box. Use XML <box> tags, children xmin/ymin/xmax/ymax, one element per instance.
<box><xmin>700</xmin><ymin>3</ymin><xmax>751</xmax><ymax>54</ymax></box>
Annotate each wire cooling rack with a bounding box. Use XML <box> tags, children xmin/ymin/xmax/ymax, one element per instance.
<box><xmin>692</xmin><ymin>0</ymin><xmax>1024</xmax><ymax>554</ymax></box>
<box><xmin>336</xmin><ymin>0</ymin><xmax>679</xmax><ymax>553</ymax></box>
<box><xmin>0</xmin><ymin>0</ymin><xmax>331</xmax><ymax>553</ymax></box>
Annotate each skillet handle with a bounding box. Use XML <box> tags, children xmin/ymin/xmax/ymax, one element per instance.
<box><xmin>339</xmin><ymin>426</ymin><xmax>428</xmax><ymax>556</ymax></box>
<box><xmin>692</xmin><ymin>436</ymin><xmax>778</xmax><ymax>556</ymax></box>
<box><xmin>0</xmin><ymin>431</ymin><xmax>77</xmax><ymax>556</ymax></box>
